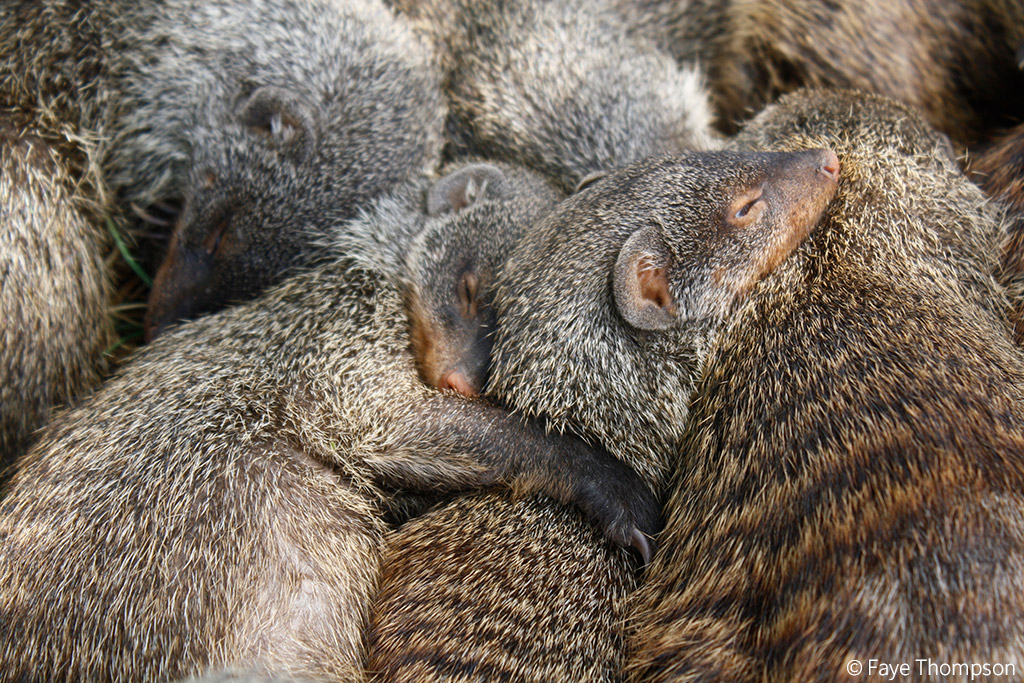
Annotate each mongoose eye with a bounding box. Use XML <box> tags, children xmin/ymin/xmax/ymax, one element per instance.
<box><xmin>253</xmin><ymin>112</ymin><xmax>302</xmax><ymax>145</ymax></box>
<box><xmin>458</xmin><ymin>271</ymin><xmax>479</xmax><ymax>319</ymax></box>
<box><xmin>202</xmin><ymin>214</ymin><xmax>233</xmax><ymax>257</ymax></box>
<box><xmin>726</xmin><ymin>188</ymin><xmax>767</xmax><ymax>227</ymax></box>
<box><xmin>735</xmin><ymin>197</ymin><xmax>762</xmax><ymax>218</ymax></box>
<box><xmin>237</xmin><ymin>86</ymin><xmax>319</xmax><ymax>162</ymax></box>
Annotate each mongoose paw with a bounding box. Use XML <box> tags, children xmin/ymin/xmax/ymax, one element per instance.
<box><xmin>571</xmin><ymin>452</ymin><xmax>663</xmax><ymax>565</ymax></box>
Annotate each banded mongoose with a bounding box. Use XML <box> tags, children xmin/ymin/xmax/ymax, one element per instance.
<box><xmin>0</xmin><ymin>167</ymin><xmax>658</xmax><ymax>681</ymax></box>
<box><xmin>388</xmin><ymin>0</ymin><xmax>716</xmax><ymax>193</ymax></box>
<box><xmin>0</xmin><ymin>0</ymin><xmax>444</xmax><ymax>460</ymax></box>
<box><xmin>968</xmin><ymin>122</ymin><xmax>1024</xmax><ymax>345</ymax></box>
<box><xmin>368</xmin><ymin>147</ymin><xmax>839</xmax><ymax>681</ymax></box>
<box><xmin>626</xmin><ymin>89</ymin><xmax>1024</xmax><ymax>681</ymax></box>
<box><xmin>615</xmin><ymin>0</ymin><xmax>1024</xmax><ymax>146</ymax></box>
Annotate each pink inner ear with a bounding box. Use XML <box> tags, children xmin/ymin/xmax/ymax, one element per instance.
<box><xmin>637</xmin><ymin>257</ymin><xmax>672</xmax><ymax>310</ymax></box>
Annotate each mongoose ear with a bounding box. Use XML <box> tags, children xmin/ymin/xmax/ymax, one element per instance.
<box><xmin>574</xmin><ymin>170</ymin><xmax>609</xmax><ymax>193</ymax></box>
<box><xmin>427</xmin><ymin>164</ymin><xmax>508</xmax><ymax>216</ymax></box>
<box><xmin>237</xmin><ymin>86</ymin><xmax>320</xmax><ymax>162</ymax></box>
<box><xmin>614</xmin><ymin>227</ymin><xmax>676</xmax><ymax>331</ymax></box>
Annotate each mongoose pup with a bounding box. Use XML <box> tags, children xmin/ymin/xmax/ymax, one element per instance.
<box><xmin>615</xmin><ymin>0</ymin><xmax>1024</xmax><ymax>146</ymax></box>
<box><xmin>626</xmin><ymin>89</ymin><xmax>1024</xmax><ymax>681</ymax></box>
<box><xmin>389</xmin><ymin>0</ymin><xmax>716</xmax><ymax>193</ymax></box>
<box><xmin>402</xmin><ymin>162</ymin><xmax>560</xmax><ymax>397</ymax></box>
<box><xmin>0</xmin><ymin>166</ymin><xmax>658</xmax><ymax>681</ymax></box>
<box><xmin>368</xmin><ymin>147</ymin><xmax>840</xmax><ymax>681</ymax></box>
<box><xmin>968</xmin><ymin>122</ymin><xmax>1024</xmax><ymax>345</ymax></box>
<box><xmin>0</xmin><ymin>0</ymin><xmax>444</xmax><ymax>459</ymax></box>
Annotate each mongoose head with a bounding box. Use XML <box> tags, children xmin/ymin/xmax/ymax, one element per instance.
<box><xmin>127</xmin><ymin>0</ymin><xmax>445</xmax><ymax>341</ymax></box>
<box><xmin>142</xmin><ymin>78</ymin><xmax>443</xmax><ymax>341</ymax></box>
<box><xmin>613</xmin><ymin>148</ymin><xmax>840</xmax><ymax>332</ymax></box>
<box><xmin>487</xmin><ymin>149</ymin><xmax>839</xmax><ymax>485</ymax></box>
<box><xmin>404</xmin><ymin>163</ymin><xmax>561</xmax><ymax>397</ymax></box>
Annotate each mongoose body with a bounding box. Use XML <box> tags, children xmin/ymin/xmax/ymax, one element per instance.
<box><xmin>627</xmin><ymin>89</ymin><xmax>1024</xmax><ymax>681</ymax></box>
<box><xmin>0</xmin><ymin>170</ymin><xmax>657</xmax><ymax>681</ymax></box>
<box><xmin>389</xmin><ymin>0</ymin><xmax>716</xmax><ymax>192</ymax></box>
<box><xmin>0</xmin><ymin>116</ymin><xmax>113</xmax><ymax>463</ymax></box>
<box><xmin>968</xmin><ymin>122</ymin><xmax>1024</xmax><ymax>345</ymax></box>
<box><xmin>615</xmin><ymin>0</ymin><xmax>1024</xmax><ymax>146</ymax></box>
<box><xmin>0</xmin><ymin>0</ymin><xmax>444</xmax><ymax>460</ymax></box>
<box><xmin>369</xmin><ymin>147</ymin><xmax>840</xmax><ymax>681</ymax></box>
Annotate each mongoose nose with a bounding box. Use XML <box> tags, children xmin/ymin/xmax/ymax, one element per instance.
<box><xmin>817</xmin><ymin>149</ymin><xmax>840</xmax><ymax>182</ymax></box>
<box><xmin>438</xmin><ymin>369</ymin><xmax>478</xmax><ymax>397</ymax></box>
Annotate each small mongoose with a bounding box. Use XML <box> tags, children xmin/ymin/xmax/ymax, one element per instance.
<box><xmin>389</xmin><ymin>0</ymin><xmax>716</xmax><ymax>193</ymax></box>
<box><xmin>368</xmin><ymin>147</ymin><xmax>839</xmax><ymax>681</ymax></box>
<box><xmin>403</xmin><ymin>162</ymin><xmax>564</xmax><ymax>397</ymax></box>
<box><xmin>968</xmin><ymin>122</ymin><xmax>1024</xmax><ymax>345</ymax></box>
<box><xmin>0</xmin><ymin>167</ymin><xmax>657</xmax><ymax>681</ymax></box>
<box><xmin>0</xmin><ymin>0</ymin><xmax>444</xmax><ymax>460</ymax></box>
<box><xmin>626</xmin><ymin>89</ymin><xmax>1024</xmax><ymax>682</ymax></box>
<box><xmin>615</xmin><ymin>0</ymin><xmax>1024</xmax><ymax>146</ymax></box>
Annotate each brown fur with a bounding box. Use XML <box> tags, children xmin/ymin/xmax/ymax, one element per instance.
<box><xmin>616</xmin><ymin>0</ymin><xmax>1024</xmax><ymax>146</ymax></box>
<box><xmin>627</xmin><ymin>89</ymin><xmax>1024</xmax><ymax>682</ymax></box>
<box><xmin>0</xmin><ymin>114</ymin><xmax>114</xmax><ymax>468</ymax></box>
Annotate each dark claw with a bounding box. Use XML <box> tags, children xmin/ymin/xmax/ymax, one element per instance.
<box><xmin>630</xmin><ymin>527</ymin><xmax>654</xmax><ymax>566</ymax></box>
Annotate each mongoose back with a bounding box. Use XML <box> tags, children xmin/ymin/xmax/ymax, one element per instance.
<box><xmin>0</xmin><ymin>0</ymin><xmax>444</xmax><ymax>461</ymax></box>
<box><xmin>389</xmin><ymin>0</ymin><xmax>716</xmax><ymax>193</ymax></box>
<box><xmin>0</xmin><ymin>168</ymin><xmax>658</xmax><ymax>681</ymax></box>
<box><xmin>368</xmin><ymin>147</ymin><xmax>839</xmax><ymax>681</ymax></box>
<box><xmin>615</xmin><ymin>0</ymin><xmax>1024</xmax><ymax>146</ymax></box>
<box><xmin>626</xmin><ymin>89</ymin><xmax>1024</xmax><ymax>681</ymax></box>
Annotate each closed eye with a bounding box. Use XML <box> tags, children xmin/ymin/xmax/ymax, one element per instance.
<box><xmin>458</xmin><ymin>271</ymin><xmax>479</xmax><ymax>318</ymax></box>
<box><xmin>735</xmin><ymin>195</ymin><xmax>763</xmax><ymax>219</ymax></box>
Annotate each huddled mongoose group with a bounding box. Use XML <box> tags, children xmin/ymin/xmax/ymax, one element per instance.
<box><xmin>0</xmin><ymin>162</ymin><xmax>657</xmax><ymax>680</ymax></box>
<box><xmin>3</xmin><ymin>0</ymin><xmax>1024</xmax><ymax>680</ymax></box>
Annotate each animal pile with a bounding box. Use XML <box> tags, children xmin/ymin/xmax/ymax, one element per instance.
<box><xmin>1</xmin><ymin>0</ymin><xmax>1023</xmax><ymax>680</ymax></box>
